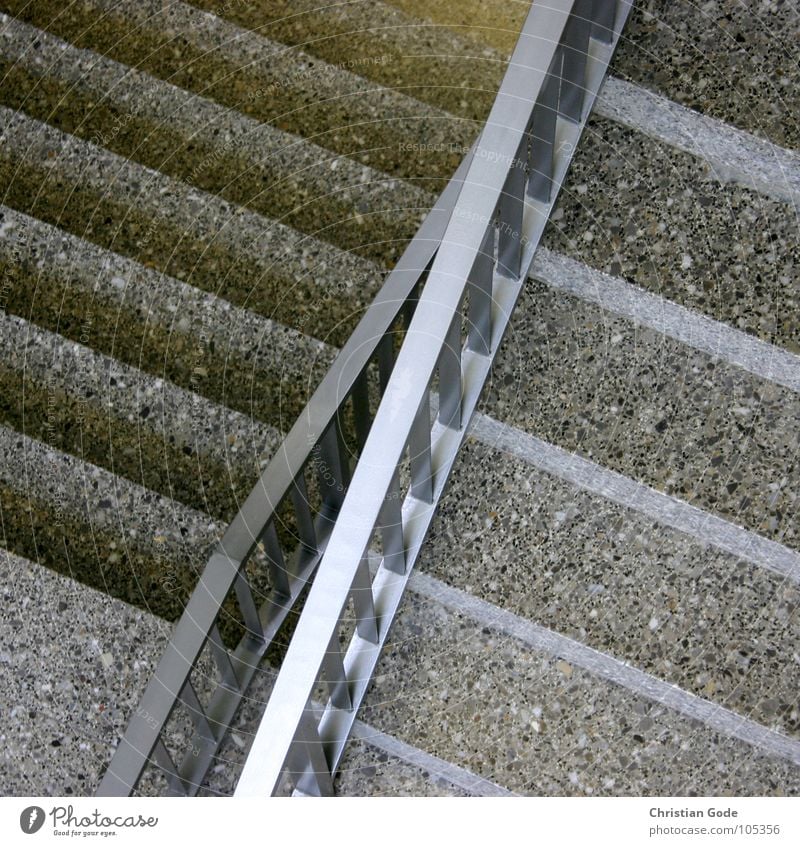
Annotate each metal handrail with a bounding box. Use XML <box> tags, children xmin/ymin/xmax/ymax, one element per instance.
<box><xmin>96</xmin><ymin>128</ymin><xmax>475</xmax><ymax>797</ymax></box>
<box><xmin>234</xmin><ymin>0</ymin><xmax>632</xmax><ymax>797</ymax></box>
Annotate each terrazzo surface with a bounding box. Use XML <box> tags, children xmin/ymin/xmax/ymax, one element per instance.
<box><xmin>0</xmin><ymin>549</ymin><xmax>171</xmax><ymax>796</ymax></box>
<box><xmin>544</xmin><ymin>115</ymin><xmax>800</xmax><ymax>352</ymax></box>
<box><xmin>482</xmin><ymin>279</ymin><xmax>800</xmax><ymax>549</ymax></box>
<box><xmin>360</xmin><ymin>592</ymin><xmax>800</xmax><ymax>795</ymax></box>
<box><xmin>420</xmin><ymin>437</ymin><xmax>800</xmax><ymax>737</ymax></box>
<box><xmin>612</xmin><ymin>0</ymin><xmax>800</xmax><ymax>151</ymax></box>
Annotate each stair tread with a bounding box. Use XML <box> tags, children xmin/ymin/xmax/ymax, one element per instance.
<box><xmin>359</xmin><ymin>590</ymin><xmax>800</xmax><ymax>795</ymax></box>
<box><xmin>0</xmin><ymin>12</ymin><xmax>432</xmax><ymax>264</ymax></box>
<box><xmin>0</xmin><ymin>548</ymin><xmax>170</xmax><ymax>795</ymax></box>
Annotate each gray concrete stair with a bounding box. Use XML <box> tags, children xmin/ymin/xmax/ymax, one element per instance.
<box><xmin>0</xmin><ymin>0</ymin><xmax>797</xmax><ymax>799</ymax></box>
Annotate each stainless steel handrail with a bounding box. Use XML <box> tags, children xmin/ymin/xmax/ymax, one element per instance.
<box><xmin>234</xmin><ymin>0</ymin><xmax>632</xmax><ymax>797</ymax></box>
<box><xmin>96</xmin><ymin>128</ymin><xmax>475</xmax><ymax>798</ymax></box>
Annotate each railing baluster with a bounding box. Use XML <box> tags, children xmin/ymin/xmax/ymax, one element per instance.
<box><xmin>592</xmin><ymin>0</ymin><xmax>617</xmax><ymax>43</ymax></box>
<box><xmin>351</xmin><ymin>372</ymin><xmax>372</xmax><ymax>453</ymax></box>
<box><xmin>234</xmin><ymin>570</ymin><xmax>263</xmax><ymax>641</ymax></box>
<box><xmin>208</xmin><ymin>625</ymin><xmax>240</xmax><ymax>692</ymax></box>
<box><xmin>179</xmin><ymin>680</ymin><xmax>217</xmax><ymax>743</ymax></box>
<box><xmin>290</xmin><ymin>471</ymin><xmax>317</xmax><ymax>554</ymax></box>
<box><xmin>559</xmin><ymin>0</ymin><xmax>593</xmax><ymax>122</ymax></box>
<box><xmin>262</xmin><ymin>521</ymin><xmax>291</xmax><ymax>598</ymax></box>
<box><xmin>438</xmin><ymin>312</ymin><xmax>462</xmax><ymax>430</ymax></box>
<box><xmin>377</xmin><ymin>333</ymin><xmax>394</xmax><ymax>394</ymax></box>
<box><xmin>291</xmin><ymin>710</ymin><xmax>334</xmax><ymax>797</ymax></box>
<box><xmin>498</xmin><ymin>140</ymin><xmax>527</xmax><ymax>279</ymax></box>
<box><xmin>380</xmin><ymin>469</ymin><xmax>405</xmax><ymax>575</ymax></box>
<box><xmin>352</xmin><ymin>556</ymin><xmax>379</xmax><ymax>643</ymax></box>
<box><xmin>408</xmin><ymin>390</ymin><xmax>434</xmax><ymax>503</ymax></box>
<box><xmin>468</xmin><ymin>224</ymin><xmax>495</xmax><ymax>354</ymax></box>
<box><xmin>321</xmin><ymin>633</ymin><xmax>352</xmax><ymax>711</ymax></box>
<box><xmin>528</xmin><ymin>58</ymin><xmax>560</xmax><ymax>202</ymax></box>
<box><xmin>153</xmin><ymin>739</ymin><xmax>187</xmax><ymax>796</ymax></box>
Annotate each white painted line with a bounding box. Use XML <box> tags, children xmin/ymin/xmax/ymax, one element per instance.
<box><xmin>467</xmin><ymin>412</ymin><xmax>800</xmax><ymax>584</ymax></box>
<box><xmin>350</xmin><ymin>720</ymin><xmax>515</xmax><ymax>797</ymax></box>
<box><xmin>409</xmin><ymin>570</ymin><xmax>800</xmax><ymax>768</ymax></box>
<box><xmin>596</xmin><ymin>76</ymin><xmax>800</xmax><ymax>207</ymax></box>
<box><xmin>532</xmin><ymin>247</ymin><xmax>800</xmax><ymax>393</ymax></box>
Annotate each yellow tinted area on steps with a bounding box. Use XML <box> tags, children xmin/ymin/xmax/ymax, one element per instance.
<box><xmin>386</xmin><ymin>0</ymin><xmax>526</xmax><ymax>55</ymax></box>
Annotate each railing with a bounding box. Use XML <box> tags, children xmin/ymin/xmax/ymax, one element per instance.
<box><xmin>232</xmin><ymin>0</ymin><xmax>632</xmax><ymax>797</ymax></box>
<box><xmin>95</xmin><ymin>147</ymin><xmax>478</xmax><ymax>798</ymax></box>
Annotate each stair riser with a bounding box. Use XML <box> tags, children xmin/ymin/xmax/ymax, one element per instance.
<box><xmin>0</xmin><ymin>58</ymin><xmax>428</xmax><ymax>266</ymax></box>
<box><xmin>0</xmin><ymin>112</ymin><xmax>382</xmax><ymax>347</ymax></box>
<box><xmin>0</xmin><ymin>0</ymin><xmax>470</xmax><ymax>182</ymax></box>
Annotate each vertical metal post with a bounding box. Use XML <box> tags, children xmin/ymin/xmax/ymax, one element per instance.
<box><xmin>291</xmin><ymin>471</ymin><xmax>317</xmax><ymax>554</ymax></box>
<box><xmin>234</xmin><ymin>570</ymin><xmax>264</xmax><ymax>641</ymax></box>
<box><xmin>559</xmin><ymin>0</ymin><xmax>593</xmax><ymax>122</ymax></box>
<box><xmin>467</xmin><ymin>224</ymin><xmax>495</xmax><ymax>354</ymax></box>
<box><xmin>438</xmin><ymin>312</ymin><xmax>462</xmax><ymax>430</ymax></box>
<box><xmin>528</xmin><ymin>58</ymin><xmax>560</xmax><ymax>202</ymax></box>
<box><xmin>379</xmin><ymin>469</ymin><xmax>405</xmax><ymax>575</ymax></box>
<box><xmin>291</xmin><ymin>710</ymin><xmax>334</xmax><ymax>797</ymax></box>
<box><xmin>317</xmin><ymin>419</ymin><xmax>349</xmax><ymax>512</ymax></box>
<box><xmin>592</xmin><ymin>0</ymin><xmax>617</xmax><ymax>43</ymax></box>
<box><xmin>497</xmin><ymin>140</ymin><xmax>527</xmax><ymax>279</ymax></box>
<box><xmin>351</xmin><ymin>372</ymin><xmax>372</xmax><ymax>453</ymax></box>
<box><xmin>408</xmin><ymin>390</ymin><xmax>434</xmax><ymax>502</ymax></box>
<box><xmin>321</xmin><ymin>633</ymin><xmax>352</xmax><ymax>711</ymax></box>
<box><xmin>352</xmin><ymin>557</ymin><xmax>379</xmax><ymax>643</ymax></box>
<box><xmin>262</xmin><ymin>521</ymin><xmax>291</xmax><ymax>598</ymax></box>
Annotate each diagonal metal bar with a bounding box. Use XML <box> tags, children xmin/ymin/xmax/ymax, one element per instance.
<box><xmin>235</xmin><ymin>0</ymin><xmax>632</xmax><ymax>798</ymax></box>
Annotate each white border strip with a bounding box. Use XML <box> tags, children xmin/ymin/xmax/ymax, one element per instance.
<box><xmin>532</xmin><ymin>247</ymin><xmax>800</xmax><ymax>393</ymax></box>
<box><xmin>409</xmin><ymin>570</ymin><xmax>800</xmax><ymax>768</ymax></box>
<box><xmin>467</xmin><ymin>412</ymin><xmax>800</xmax><ymax>584</ymax></box>
<box><xmin>596</xmin><ymin>76</ymin><xmax>800</xmax><ymax>207</ymax></box>
<box><xmin>350</xmin><ymin>721</ymin><xmax>515</xmax><ymax>797</ymax></box>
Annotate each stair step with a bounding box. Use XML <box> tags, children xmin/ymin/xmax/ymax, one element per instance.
<box><xmin>483</xmin><ymin>277</ymin><xmax>799</xmax><ymax>548</ymax></box>
<box><xmin>185</xmin><ymin>0</ymin><xmax>505</xmax><ymax>124</ymax></box>
<box><xmin>358</xmin><ymin>590</ymin><xmax>800</xmax><ymax>795</ymax></box>
<box><xmin>0</xmin><ymin>0</ymin><xmax>471</xmax><ymax>182</ymax></box>
<box><xmin>0</xmin><ymin>425</ymin><xmax>222</xmax><ymax>619</ymax></box>
<box><xmin>0</xmin><ymin>205</ymin><xmax>335</xmax><ymax>433</ymax></box>
<box><xmin>0</xmin><ymin>549</ymin><xmax>170</xmax><ymax>796</ymax></box>
<box><xmin>420</xmin><ymin>436</ymin><xmax>800</xmax><ymax>738</ymax></box>
<box><xmin>610</xmin><ymin>1</ymin><xmax>800</xmax><ymax>151</ymax></box>
<box><xmin>0</xmin><ymin>106</ymin><xmax>383</xmax><ymax>347</ymax></box>
<box><xmin>0</xmin><ymin>310</ymin><xmax>279</xmax><ymax>521</ymax></box>
<box><xmin>544</xmin><ymin>114</ymin><xmax>800</xmax><ymax>351</ymax></box>
<box><xmin>0</xmin><ymin>13</ymin><xmax>431</xmax><ymax>266</ymax></box>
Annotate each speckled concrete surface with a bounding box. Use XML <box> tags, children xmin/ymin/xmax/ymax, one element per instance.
<box><xmin>186</xmin><ymin>0</ymin><xmax>503</xmax><ymax>125</ymax></box>
<box><xmin>543</xmin><ymin>115</ymin><xmax>800</xmax><ymax>352</ymax></box>
<box><xmin>0</xmin><ymin>106</ymin><xmax>383</xmax><ymax>348</ymax></box>
<box><xmin>0</xmin><ymin>425</ymin><xmax>223</xmax><ymax>619</ymax></box>
<box><xmin>419</xmin><ymin>437</ymin><xmax>800</xmax><ymax>737</ymax></box>
<box><xmin>0</xmin><ymin>207</ymin><xmax>335</xmax><ymax>434</ymax></box>
<box><xmin>0</xmin><ymin>14</ymin><xmax>431</xmax><ymax>265</ymax></box>
<box><xmin>0</xmin><ymin>311</ymin><xmax>278</xmax><ymax>521</ymax></box>
<box><xmin>0</xmin><ymin>549</ymin><xmax>171</xmax><ymax>796</ymax></box>
<box><xmin>483</xmin><ymin>278</ymin><xmax>800</xmax><ymax>549</ymax></box>
<box><xmin>1</xmin><ymin>0</ymin><xmax>798</xmax><ymax>800</ymax></box>
<box><xmin>611</xmin><ymin>1</ymin><xmax>800</xmax><ymax>151</ymax></box>
<box><xmin>0</xmin><ymin>0</ymin><xmax>475</xmax><ymax>182</ymax></box>
<box><xmin>359</xmin><ymin>591</ymin><xmax>800</xmax><ymax>795</ymax></box>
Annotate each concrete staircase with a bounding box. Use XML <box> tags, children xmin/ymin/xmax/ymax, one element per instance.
<box><xmin>0</xmin><ymin>0</ymin><xmax>798</xmax><ymax>796</ymax></box>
